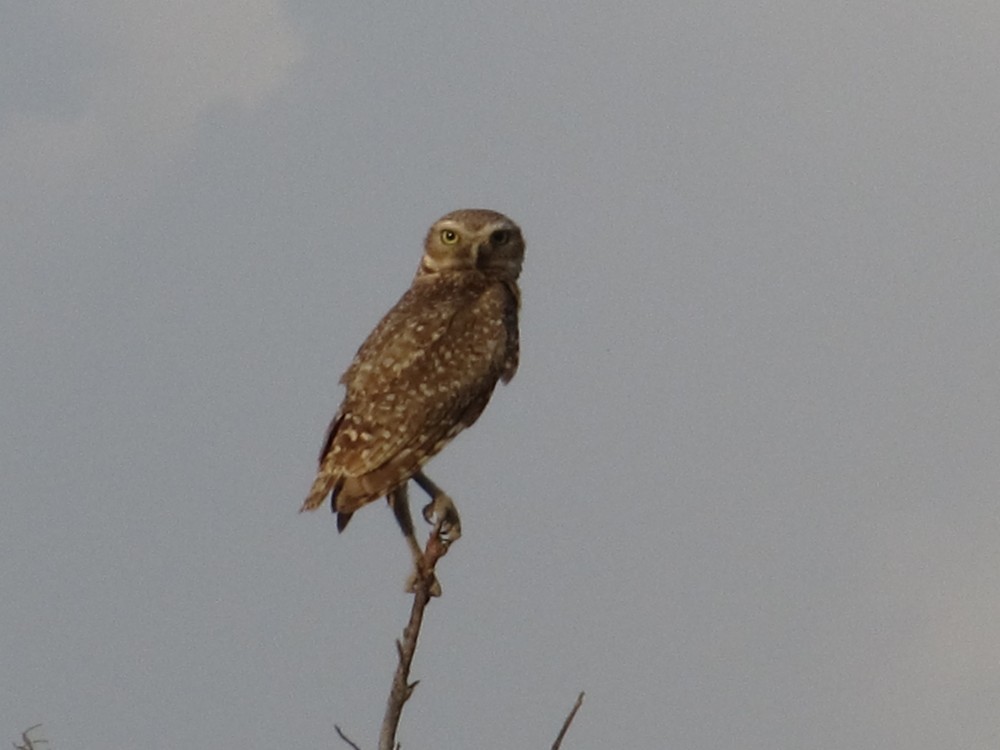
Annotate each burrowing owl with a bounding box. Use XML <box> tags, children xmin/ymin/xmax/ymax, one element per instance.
<box><xmin>302</xmin><ymin>209</ymin><xmax>524</xmax><ymax>588</ymax></box>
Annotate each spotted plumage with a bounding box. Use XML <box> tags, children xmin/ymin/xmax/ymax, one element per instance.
<box><xmin>301</xmin><ymin>209</ymin><xmax>524</xmax><ymax>542</ymax></box>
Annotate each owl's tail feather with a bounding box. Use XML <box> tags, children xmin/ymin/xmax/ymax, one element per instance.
<box><xmin>299</xmin><ymin>474</ymin><xmax>344</xmax><ymax>513</ymax></box>
<box><xmin>337</xmin><ymin>511</ymin><xmax>354</xmax><ymax>532</ymax></box>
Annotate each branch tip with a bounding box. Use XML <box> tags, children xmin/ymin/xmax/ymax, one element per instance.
<box><xmin>551</xmin><ymin>691</ymin><xmax>586</xmax><ymax>750</ymax></box>
<box><xmin>334</xmin><ymin>724</ymin><xmax>362</xmax><ymax>750</ymax></box>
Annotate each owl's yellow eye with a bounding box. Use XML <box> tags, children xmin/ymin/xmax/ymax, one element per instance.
<box><xmin>440</xmin><ymin>229</ymin><xmax>460</xmax><ymax>245</ymax></box>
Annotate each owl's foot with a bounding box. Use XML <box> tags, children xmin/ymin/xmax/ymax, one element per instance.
<box><xmin>412</xmin><ymin>470</ymin><xmax>462</xmax><ymax>543</ymax></box>
<box><xmin>389</xmin><ymin>483</ymin><xmax>443</xmax><ymax>596</ymax></box>
<box><xmin>405</xmin><ymin>567</ymin><xmax>442</xmax><ymax>597</ymax></box>
<box><xmin>421</xmin><ymin>493</ymin><xmax>462</xmax><ymax>543</ymax></box>
<box><xmin>403</xmin><ymin>537</ymin><xmax>443</xmax><ymax>597</ymax></box>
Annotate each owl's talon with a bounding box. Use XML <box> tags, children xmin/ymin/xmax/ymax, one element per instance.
<box><xmin>438</xmin><ymin>518</ymin><xmax>460</xmax><ymax>544</ymax></box>
<box><xmin>405</xmin><ymin>567</ymin><xmax>442</xmax><ymax>597</ymax></box>
<box><xmin>422</xmin><ymin>494</ymin><xmax>462</xmax><ymax>543</ymax></box>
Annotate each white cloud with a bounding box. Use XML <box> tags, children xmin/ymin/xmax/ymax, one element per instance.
<box><xmin>0</xmin><ymin>0</ymin><xmax>304</xmax><ymax>245</ymax></box>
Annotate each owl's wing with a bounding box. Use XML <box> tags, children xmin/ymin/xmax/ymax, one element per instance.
<box><xmin>499</xmin><ymin>280</ymin><xmax>520</xmax><ymax>383</ymax></box>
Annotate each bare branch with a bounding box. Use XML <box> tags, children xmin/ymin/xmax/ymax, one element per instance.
<box><xmin>13</xmin><ymin>725</ymin><xmax>46</xmax><ymax>750</ymax></box>
<box><xmin>378</xmin><ymin>519</ymin><xmax>452</xmax><ymax>750</ymax></box>
<box><xmin>334</xmin><ymin>724</ymin><xmax>362</xmax><ymax>750</ymax></box>
<box><xmin>551</xmin><ymin>692</ymin><xmax>585</xmax><ymax>750</ymax></box>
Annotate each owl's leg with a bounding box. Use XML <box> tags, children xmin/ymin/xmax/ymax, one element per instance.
<box><xmin>412</xmin><ymin>470</ymin><xmax>462</xmax><ymax>543</ymax></box>
<box><xmin>388</xmin><ymin>484</ymin><xmax>442</xmax><ymax>597</ymax></box>
<box><xmin>387</xmin><ymin>484</ymin><xmax>422</xmax><ymax>561</ymax></box>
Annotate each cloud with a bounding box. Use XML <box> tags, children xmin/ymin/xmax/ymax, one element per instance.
<box><xmin>0</xmin><ymin>0</ymin><xmax>304</xmax><ymax>246</ymax></box>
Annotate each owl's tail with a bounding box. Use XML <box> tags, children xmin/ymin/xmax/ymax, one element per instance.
<box><xmin>299</xmin><ymin>473</ymin><xmax>344</xmax><ymax>513</ymax></box>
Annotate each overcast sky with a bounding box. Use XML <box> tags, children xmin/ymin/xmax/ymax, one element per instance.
<box><xmin>3</xmin><ymin>2</ymin><xmax>1000</xmax><ymax>748</ymax></box>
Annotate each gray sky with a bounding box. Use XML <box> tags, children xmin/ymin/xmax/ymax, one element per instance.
<box><xmin>3</xmin><ymin>2</ymin><xmax>1000</xmax><ymax>748</ymax></box>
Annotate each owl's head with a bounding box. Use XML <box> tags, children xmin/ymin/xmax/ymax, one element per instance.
<box><xmin>420</xmin><ymin>209</ymin><xmax>524</xmax><ymax>281</ymax></box>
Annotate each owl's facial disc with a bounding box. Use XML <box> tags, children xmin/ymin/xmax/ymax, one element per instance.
<box><xmin>420</xmin><ymin>210</ymin><xmax>523</xmax><ymax>279</ymax></box>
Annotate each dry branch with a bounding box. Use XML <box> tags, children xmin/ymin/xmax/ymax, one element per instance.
<box><xmin>334</xmin><ymin>723</ymin><xmax>362</xmax><ymax>750</ymax></box>
<box><xmin>378</xmin><ymin>518</ymin><xmax>451</xmax><ymax>750</ymax></box>
<box><xmin>333</xmin><ymin>507</ymin><xmax>581</xmax><ymax>749</ymax></box>
<box><xmin>551</xmin><ymin>692</ymin><xmax>585</xmax><ymax>750</ymax></box>
<box><xmin>13</xmin><ymin>725</ymin><xmax>46</xmax><ymax>750</ymax></box>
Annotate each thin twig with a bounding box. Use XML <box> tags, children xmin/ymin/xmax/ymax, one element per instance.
<box><xmin>13</xmin><ymin>725</ymin><xmax>46</xmax><ymax>750</ymax></box>
<box><xmin>334</xmin><ymin>724</ymin><xmax>362</xmax><ymax>750</ymax></box>
<box><xmin>551</xmin><ymin>692</ymin><xmax>585</xmax><ymax>750</ymax></box>
<box><xmin>378</xmin><ymin>519</ymin><xmax>451</xmax><ymax>750</ymax></box>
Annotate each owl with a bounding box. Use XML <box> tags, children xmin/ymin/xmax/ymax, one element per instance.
<box><xmin>302</xmin><ymin>209</ymin><xmax>524</xmax><ymax>588</ymax></box>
